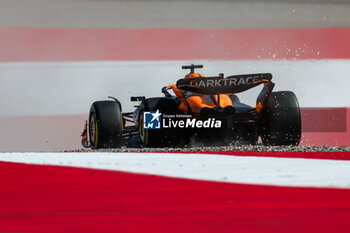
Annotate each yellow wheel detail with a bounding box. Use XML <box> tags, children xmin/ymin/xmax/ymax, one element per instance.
<box><xmin>95</xmin><ymin>119</ymin><xmax>98</xmax><ymax>149</ymax></box>
<box><xmin>90</xmin><ymin>113</ymin><xmax>99</xmax><ymax>149</ymax></box>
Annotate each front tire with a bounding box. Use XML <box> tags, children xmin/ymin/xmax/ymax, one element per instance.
<box><xmin>261</xmin><ymin>91</ymin><xmax>301</xmax><ymax>146</ymax></box>
<box><xmin>139</xmin><ymin>97</ymin><xmax>178</xmax><ymax>147</ymax></box>
<box><xmin>89</xmin><ymin>101</ymin><xmax>123</xmax><ymax>149</ymax></box>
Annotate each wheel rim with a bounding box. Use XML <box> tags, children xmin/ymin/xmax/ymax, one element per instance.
<box><xmin>90</xmin><ymin>114</ymin><xmax>97</xmax><ymax>145</ymax></box>
<box><xmin>139</xmin><ymin>112</ymin><xmax>146</xmax><ymax>144</ymax></box>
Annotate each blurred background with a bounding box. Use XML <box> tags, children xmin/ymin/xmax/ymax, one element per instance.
<box><xmin>0</xmin><ymin>0</ymin><xmax>349</xmax><ymax>151</ymax></box>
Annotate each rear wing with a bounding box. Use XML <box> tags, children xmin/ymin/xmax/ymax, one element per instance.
<box><xmin>176</xmin><ymin>73</ymin><xmax>273</xmax><ymax>95</ymax></box>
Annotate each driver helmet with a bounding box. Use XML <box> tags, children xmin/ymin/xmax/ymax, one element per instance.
<box><xmin>182</xmin><ymin>73</ymin><xmax>204</xmax><ymax>96</ymax></box>
<box><xmin>185</xmin><ymin>73</ymin><xmax>204</xmax><ymax>79</ymax></box>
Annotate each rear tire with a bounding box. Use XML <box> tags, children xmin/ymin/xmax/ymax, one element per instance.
<box><xmin>89</xmin><ymin>101</ymin><xmax>123</xmax><ymax>149</ymax></box>
<box><xmin>261</xmin><ymin>91</ymin><xmax>301</xmax><ymax>146</ymax></box>
<box><xmin>139</xmin><ymin>97</ymin><xmax>178</xmax><ymax>147</ymax></box>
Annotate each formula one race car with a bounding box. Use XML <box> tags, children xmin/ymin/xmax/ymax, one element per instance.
<box><xmin>81</xmin><ymin>64</ymin><xmax>301</xmax><ymax>148</ymax></box>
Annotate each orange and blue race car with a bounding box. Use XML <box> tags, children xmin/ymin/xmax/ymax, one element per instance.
<box><xmin>81</xmin><ymin>64</ymin><xmax>301</xmax><ymax>148</ymax></box>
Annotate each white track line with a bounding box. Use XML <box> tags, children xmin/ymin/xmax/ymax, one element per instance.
<box><xmin>1</xmin><ymin>152</ymin><xmax>350</xmax><ymax>189</ymax></box>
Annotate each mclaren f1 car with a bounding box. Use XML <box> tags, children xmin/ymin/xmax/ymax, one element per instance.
<box><xmin>81</xmin><ymin>64</ymin><xmax>301</xmax><ymax>148</ymax></box>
